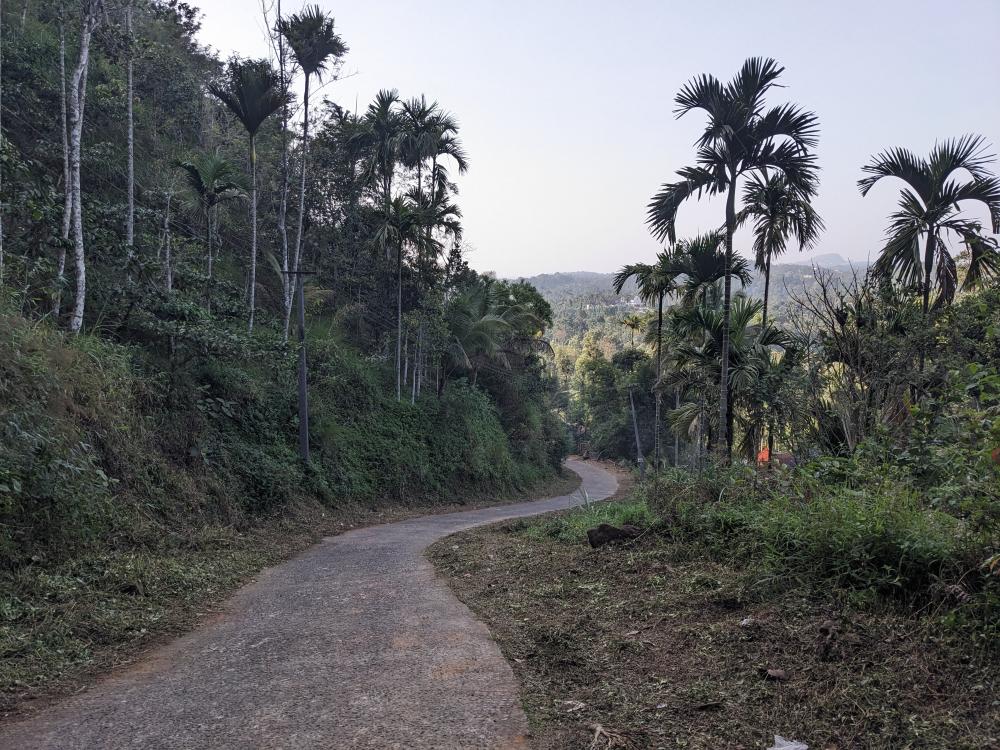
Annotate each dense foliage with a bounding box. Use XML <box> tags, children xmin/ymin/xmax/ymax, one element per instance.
<box><xmin>0</xmin><ymin>1</ymin><xmax>568</xmax><ymax>567</ymax></box>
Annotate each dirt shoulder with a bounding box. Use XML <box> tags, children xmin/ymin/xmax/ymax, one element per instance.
<box><xmin>1</xmin><ymin>467</ymin><xmax>581</xmax><ymax>719</ymax></box>
<box><xmin>429</xmin><ymin>496</ymin><xmax>998</xmax><ymax>749</ymax></box>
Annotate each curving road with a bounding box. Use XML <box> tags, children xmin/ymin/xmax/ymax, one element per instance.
<box><xmin>0</xmin><ymin>459</ymin><xmax>617</xmax><ymax>750</ymax></box>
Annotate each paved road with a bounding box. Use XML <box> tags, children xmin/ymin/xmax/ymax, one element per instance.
<box><xmin>0</xmin><ymin>459</ymin><xmax>617</xmax><ymax>750</ymax></box>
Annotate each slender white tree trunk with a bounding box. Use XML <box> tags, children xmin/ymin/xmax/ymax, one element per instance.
<box><xmin>163</xmin><ymin>191</ymin><xmax>173</xmax><ymax>291</ymax></box>
<box><xmin>68</xmin><ymin>7</ymin><xmax>98</xmax><ymax>333</ymax></box>
<box><xmin>276</xmin><ymin>0</ymin><xmax>292</xmax><ymax>334</ymax></box>
<box><xmin>248</xmin><ymin>134</ymin><xmax>258</xmax><ymax>332</ymax></box>
<box><xmin>125</xmin><ymin>2</ymin><xmax>135</xmax><ymax>258</ymax></box>
<box><xmin>54</xmin><ymin>18</ymin><xmax>72</xmax><ymax>316</ymax></box>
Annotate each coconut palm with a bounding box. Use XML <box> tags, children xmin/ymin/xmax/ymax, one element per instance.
<box><xmin>175</xmin><ymin>154</ymin><xmax>245</xmax><ymax>308</ymax></box>
<box><xmin>859</xmin><ymin>135</ymin><xmax>1000</xmax><ymax>317</ymax></box>
<box><xmin>277</xmin><ymin>4</ymin><xmax>348</xmax><ymax>336</ymax></box>
<box><xmin>739</xmin><ymin>174</ymin><xmax>824</xmax><ymax>326</ymax></box>
<box><xmin>613</xmin><ymin>253</ymin><xmax>676</xmax><ymax>469</ymax></box>
<box><xmin>209</xmin><ymin>58</ymin><xmax>285</xmax><ymax>332</ymax></box>
<box><xmin>646</xmin><ymin>57</ymin><xmax>819</xmax><ymax>459</ymax></box>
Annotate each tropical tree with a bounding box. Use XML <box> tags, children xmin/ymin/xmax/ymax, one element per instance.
<box><xmin>646</xmin><ymin>57</ymin><xmax>819</xmax><ymax>458</ymax></box>
<box><xmin>362</xmin><ymin>89</ymin><xmax>405</xmax><ymax>207</ymax></box>
<box><xmin>175</xmin><ymin>154</ymin><xmax>244</xmax><ymax>307</ymax></box>
<box><xmin>613</xmin><ymin>253</ymin><xmax>676</xmax><ymax>468</ymax></box>
<box><xmin>859</xmin><ymin>135</ymin><xmax>1000</xmax><ymax>319</ymax></box>
<box><xmin>373</xmin><ymin>196</ymin><xmax>430</xmax><ymax>399</ymax></box>
<box><xmin>277</xmin><ymin>4</ymin><xmax>348</xmax><ymax>336</ymax></box>
<box><xmin>67</xmin><ymin>0</ymin><xmax>105</xmax><ymax>332</ymax></box>
<box><xmin>209</xmin><ymin>57</ymin><xmax>285</xmax><ymax>332</ymax></box>
<box><xmin>739</xmin><ymin>173</ymin><xmax>824</xmax><ymax>325</ymax></box>
<box><xmin>668</xmin><ymin>231</ymin><xmax>753</xmax><ymax>307</ymax></box>
<box><xmin>621</xmin><ymin>314</ymin><xmax>644</xmax><ymax>347</ymax></box>
<box><xmin>667</xmin><ymin>294</ymin><xmax>788</xmax><ymax>457</ymax></box>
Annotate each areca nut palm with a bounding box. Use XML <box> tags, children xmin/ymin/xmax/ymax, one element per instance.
<box><xmin>621</xmin><ymin>314</ymin><xmax>644</xmax><ymax>347</ymax></box>
<box><xmin>373</xmin><ymin>196</ymin><xmax>434</xmax><ymax>400</ymax></box>
<box><xmin>363</xmin><ymin>89</ymin><xmax>406</xmax><ymax>209</ymax></box>
<box><xmin>646</xmin><ymin>57</ymin><xmax>819</xmax><ymax>459</ymax></box>
<box><xmin>859</xmin><ymin>134</ymin><xmax>1000</xmax><ymax>316</ymax></box>
<box><xmin>175</xmin><ymin>154</ymin><xmax>245</xmax><ymax>307</ymax></box>
<box><xmin>614</xmin><ymin>253</ymin><xmax>676</xmax><ymax>469</ymax></box>
<box><xmin>739</xmin><ymin>173</ymin><xmax>824</xmax><ymax>326</ymax></box>
<box><xmin>277</xmin><ymin>5</ymin><xmax>348</xmax><ymax>336</ymax></box>
<box><xmin>209</xmin><ymin>57</ymin><xmax>285</xmax><ymax>332</ymax></box>
<box><xmin>669</xmin><ymin>293</ymin><xmax>788</xmax><ymax>456</ymax></box>
<box><xmin>666</xmin><ymin>231</ymin><xmax>754</xmax><ymax>307</ymax></box>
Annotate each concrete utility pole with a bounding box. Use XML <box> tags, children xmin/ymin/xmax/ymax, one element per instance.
<box><xmin>284</xmin><ymin>268</ymin><xmax>316</xmax><ymax>464</ymax></box>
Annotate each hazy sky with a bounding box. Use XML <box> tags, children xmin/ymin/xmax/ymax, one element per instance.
<box><xmin>194</xmin><ymin>0</ymin><xmax>1000</xmax><ymax>278</ymax></box>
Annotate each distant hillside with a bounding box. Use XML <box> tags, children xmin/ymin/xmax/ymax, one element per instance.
<box><xmin>513</xmin><ymin>271</ymin><xmax>637</xmax><ymax>302</ymax></box>
<box><xmin>517</xmin><ymin>255</ymin><xmax>868</xmax><ymax>309</ymax></box>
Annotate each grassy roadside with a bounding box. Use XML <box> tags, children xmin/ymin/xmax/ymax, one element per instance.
<box><xmin>0</xmin><ymin>469</ymin><xmax>580</xmax><ymax>719</ymax></box>
<box><xmin>429</xmin><ymin>496</ymin><xmax>999</xmax><ymax>749</ymax></box>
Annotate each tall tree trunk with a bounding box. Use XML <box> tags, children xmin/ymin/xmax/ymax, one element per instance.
<box><xmin>0</xmin><ymin>2</ymin><xmax>3</xmax><ymax>286</ymax></box>
<box><xmin>653</xmin><ymin>291</ymin><xmax>664</xmax><ymax>470</ymax></box>
<box><xmin>54</xmin><ymin>18</ymin><xmax>72</xmax><ymax>316</ymax></box>
<box><xmin>628</xmin><ymin>386</ymin><xmax>645</xmax><ymax>479</ymax></box>
<box><xmin>125</xmin><ymin>2</ymin><xmax>135</xmax><ymax>258</ymax></box>
<box><xmin>674</xmin><ymin>389</ymin><xmax>680</xmax><ymax>467</ymax></box>
<box><xmin>717</xmin><ymin>177</ymin><xmax>737</xmax><ymax>459</ymax></box>
<box><xmin>205</xmin><ymin>206</ymin><xmax>213</xmax><ymax>311</ymax></box>
<box><xmin>248</xmin><ymin>133</ymin><xmax>258</xmax><ymax>332</ymax></box>
<box><xmin>163</xmin><ymin>191</ymin><xmax>173</xmax><ymax>291</ymax></box>
<box><xmin>296</xmin><ymin>270</ymin><xmax>310</xmax><ymax>463</ymax></box>
<box><xmin>919</xmin><ymin>229</ymin><xmax>935</xmax><ymax>374</ymax></box>
<box><xmin>761</xmin><ymin>251</ymin><xmax>772</xmax><ymax>328</ymax></box>
<box><xmin>68</xmin><ymin>8</ymin><xmax>98</xmax><ymax>333</ymax></box>
<box><xmin>285</xmin><ymin>73</ymin><xmax>311</xmax><ymax>339</ymax></box>
<box><xmin>276</xmin><ymin>0</ymin><xmax>291</xmax><ymax>337</ymax></box>
<box><xmin>396</xmin><ymin>242</ymin><xmax>403</xmax><ymax>400</ymax></box>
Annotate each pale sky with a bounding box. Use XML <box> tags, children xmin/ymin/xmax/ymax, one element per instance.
<box><xmin>194</xmin><ymin>0</ymin><xmax>1000</xmax><ymax>278</ymax></box>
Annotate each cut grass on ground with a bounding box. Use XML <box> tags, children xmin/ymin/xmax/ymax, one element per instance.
<box><xmin>0</xmin><ymin>469</ymin><xmax>580</xmax><ymax>719</ymax></box>
<box><xmin>430</xmin><ymin>498</ymin><xmax>999</xmax><ymax>750</ymax></box>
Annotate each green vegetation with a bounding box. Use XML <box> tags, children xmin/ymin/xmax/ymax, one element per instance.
<box><xmin>0</xmin><ymin>1</ymin><xmax>569</xmax><ymax>708</ymax></box>
<box><xmin>436</xmin><ymin>56</ymin><xmax>999</xmax><ymax>750</ymax></box>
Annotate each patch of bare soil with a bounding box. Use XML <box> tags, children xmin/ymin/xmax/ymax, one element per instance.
<box><xmin>430</xmin><ymin>523</ymin><xmax>999</xmax><ymax>749</ymax></box>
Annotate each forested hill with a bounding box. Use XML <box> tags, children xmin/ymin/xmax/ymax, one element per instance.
<box><xmin>519</xmin><ymin>254</ymin><xmax>866</xmax><ymax>349</ymax></box>
<box><xmin>0</xmin><ymin>1</ymin><xmax>570</xmax><ymax>705</ymax></box>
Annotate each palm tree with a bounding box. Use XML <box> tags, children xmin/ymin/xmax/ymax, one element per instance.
<box><xmin>209</xmin><ymin>58</ymin><xmax>285</xmax><ymax>332</ymax></box>
<box><xmin>859</xmin><ymin>135</ymin><xmax>1000</xmax><ymax>319</ymax></box>
<box><xmin>175</xmin><ymin>154</ymin><xmax>245</xmax><ymax>308</ymax></box>
<box><xmin>668</xmin><ymin>232</ymin><xmax>753</xmax><ymax>307</ymax></box>
<box><xmin>667</xmin><ymin>294</ymin><xmax>788</xmax><ymax>457</ymax></box>
<box><xmin>278</xmin><ymin>5</ymin><xmax>348</xmax><ymax>337</ymax></box>
<box><xmin>739</xmin><ymin>174</ymin><xmax>824</xmax><ymax>326</ymax></box>
<box><xmin>443</xmin><ymin>279</ymin><xmax>513</xmax><ymax>388</ymax></box>
<box><xmin>401</xmin><ymin>95</ymin><xmax>439</xmax><ymax>202</ymax></box>
<box><xmin>363</xmin><ymin>89</ymin><xmax>405</xmax><ymax>208</ymax></box>
<box><xmin>373</xmin><ymin>196</ymin><xmax>430</xmax><ymax>400</ymax></box>
<box><xmin>621</xmin><ymin>314</ymin><xmax>644</xmax><ymax>347</ymax></box>
<box><xmin>613</xmin><ymin>253</ymin><xmax>676</xmax><ymax>469</ymax></box>
<box><xmin>647</xmin><ymin>57</ymin><xmax>819</xmax><ymax>459</ymax></box>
